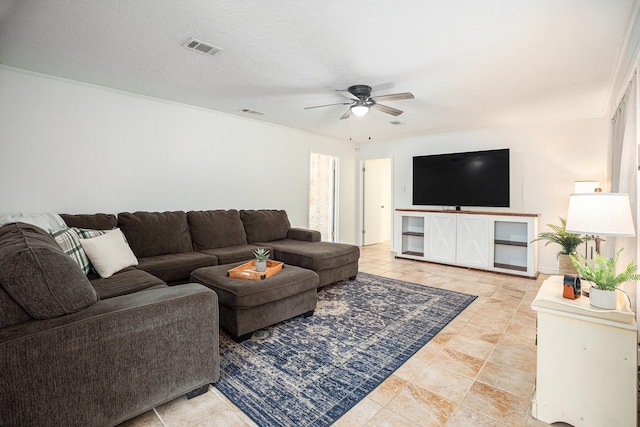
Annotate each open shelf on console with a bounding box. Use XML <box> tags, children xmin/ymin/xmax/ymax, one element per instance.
<box><xmin>401</xmin><ymin>216</ymin><xmax>425</xmax><ymax>257</ymax></box>
<box><xmin>494</xmin><ymin>221</ymin><xmax>529</xmax><ymax>273</ymax></box>
<box><xmin>402</xmin><ymin>250</ymin><xmax>424</xmax><ymax>257</ymax></box>
<box><xmin>494</xmin><ymin>262</ymin><xmax>528</xmax><ymax>272</ymax></box>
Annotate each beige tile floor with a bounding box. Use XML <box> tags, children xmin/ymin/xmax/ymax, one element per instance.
<box><xmin>121</xmin><ymin>241</ymin><xmax>556</xmax><ymax>427</ymax></box>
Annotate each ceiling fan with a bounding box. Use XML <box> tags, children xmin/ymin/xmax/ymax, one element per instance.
<box><xmin>305</xmin><ymin>85</ymin><xmax>414</xmax><ymax>119</ymax></box>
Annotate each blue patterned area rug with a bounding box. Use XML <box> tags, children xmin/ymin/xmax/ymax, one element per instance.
<box><xmin>215</xmin><ymin>272</ymin><xmax>477</xmax><ymax>427</ymax></box>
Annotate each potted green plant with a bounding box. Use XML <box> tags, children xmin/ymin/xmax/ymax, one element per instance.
<box><xmin>532</xmin><ymin>217</ymin><xmax>592</xmax><ymax>275</ymax></box>
<box><xmin>253</xmin><ymin>248</ymin><xmax>270</xmax><ymax>272</ymax></box>
<box><xmin>570</xmin><ymin>248</ymin><xmax>640</xmax><ymax>309</ymax></box>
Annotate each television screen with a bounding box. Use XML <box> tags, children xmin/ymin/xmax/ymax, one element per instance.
<box><xmin>412</xmin><ymin>149</ymin><xmax>510</xmax><ymax>208</ymax></box>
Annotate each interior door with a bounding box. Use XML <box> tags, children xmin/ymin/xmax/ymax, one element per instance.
<box><xmin>362</xmin><ymin>158</ymin><xmax>392</xmax><ymax>245</ymax></box>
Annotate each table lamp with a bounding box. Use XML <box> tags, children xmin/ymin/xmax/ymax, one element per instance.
<box><xmin>564</xmin><ymin>193</ymin><xmax>636</xmax><ymax>254</ymax></box>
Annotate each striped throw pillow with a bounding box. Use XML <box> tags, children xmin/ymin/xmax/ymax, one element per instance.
<box><xmin>51</xmin><ymin>227</ymin><xmax>108</xmax><ymax>275</ymax></box>
<box><xmin>51</xmin><ymin>227</ymin><xmax>91</xmax><ymax>274</ymax></box>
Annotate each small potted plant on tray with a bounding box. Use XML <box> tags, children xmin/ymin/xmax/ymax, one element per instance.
<box><xmin>570</xmin><ymin>248</ymin><xmax>640</xmax><ymax>309</ymax></box>
<box><xmin>253</xmin><ymin>248</ymin><xmax>270</xmax><ymax>272</ymax></box>
<box><xmin>532</xmin><ymin>217</ymin><xmax>592</xmax><ymax>275</ymax></box>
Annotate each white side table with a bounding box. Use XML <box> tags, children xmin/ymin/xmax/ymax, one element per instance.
<box><xmin>531</xmin><ymin>276</ymin><xmax>637</xmax><ymax>426</ymax></box>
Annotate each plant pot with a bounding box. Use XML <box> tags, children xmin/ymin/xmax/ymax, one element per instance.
<box><xmin>255</xmin><ymin>260</ymin><xmax>267</xmax><ymax>272</ymax></box>
<box><xmin>588</xmin><ymin>286</ymin><xmax>617</xmax><ymax>309</ymax></box>
<box><xmin>558</xmin><ymin>254</ymin><xmax>577</xmax><ymax>276</ymax></box>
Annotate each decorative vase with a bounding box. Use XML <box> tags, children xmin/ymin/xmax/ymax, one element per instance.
<box><xmin>255</xmin><ymin>260</ymin><xmax>267</xmax><ymax>272</ymax></box>
<box><xmin>558</xmin><ymin>254</ymin><xmax>577</xmax><ymax>276</ymax></box>
<box><xmin>589</xmin><ymin>286</ymin><xmax>617</xmax><ymax>309</ymax></box>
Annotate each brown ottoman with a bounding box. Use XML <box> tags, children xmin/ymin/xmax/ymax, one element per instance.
<box><xmin>191</xmin><ymin>262</ymin><xmax>319</xmax><ymax>341</ymax></box>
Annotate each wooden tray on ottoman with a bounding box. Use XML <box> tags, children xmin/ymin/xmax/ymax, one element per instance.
<box><xmin>227</xmin><ymin>260</ymin><xmax>283</xmax><ymax>280</ymax></box>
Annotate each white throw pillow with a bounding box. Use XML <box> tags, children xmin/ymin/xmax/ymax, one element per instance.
<box><xmin>79</xmin><ymin>228</ymin><xmax>138</xmax><ymax>278</ymax></box>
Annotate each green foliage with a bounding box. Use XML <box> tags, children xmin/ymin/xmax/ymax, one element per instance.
<box><xmin>253</xmin><ymin>247</ymin><xmax>270</xmax><ymax>261</ymax></box>
<box><xmin>570</xmin><ymin>248</ymin><xmax>640</xmax><ymax>291</ymax></box>
<box><xmin>531</xmin><ymin>217</ymin><xmax>592</xmax><ymax>258</ymax></box>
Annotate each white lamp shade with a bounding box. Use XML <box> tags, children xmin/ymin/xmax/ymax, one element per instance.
<box><xmin>351</xmin><ymin>104</ymin><xmax>369</xmax><ymax>117</ymax></box>
<box><xmin>565</xmin><ymin>193</ymin><xmax>635</xmax><ymax>236</ymax></box>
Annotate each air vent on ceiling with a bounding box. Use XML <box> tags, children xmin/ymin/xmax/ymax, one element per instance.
<box><xmin>182</xmin><ymin>38</ymin><xmax>223</xmax><ymax>56</ymax></box>
<box><xmin>239</xmin><ymin>108</ymin><xmax>265</xmax><ymax>116</ymax></box>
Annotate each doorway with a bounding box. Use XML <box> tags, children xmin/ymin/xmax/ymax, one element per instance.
<box><xmin>309</xmin><ymin>153</ymin><xmax>338</xmax><ymax>242</ymax></box>
<box><xmin>362</xmin><ymin>158</ymin><xmax>392</xmax><ymax>246</ymax></box>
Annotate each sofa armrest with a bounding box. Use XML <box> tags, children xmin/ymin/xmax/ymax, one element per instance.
<box><xmin>287</xmin><ymin>227</ymin><xmax>321</xmax><ymax>242</ymax></box>
<box><xmin>0</xmin><ymin>283</ymin><xmax>219</xmax><ymax>427</ymax></box>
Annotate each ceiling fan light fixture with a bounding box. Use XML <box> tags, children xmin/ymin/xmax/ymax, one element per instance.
<box><xmin>351</xmin><ymin>104</ymin><xmax>369</xmax><ymax>117</ymax></box>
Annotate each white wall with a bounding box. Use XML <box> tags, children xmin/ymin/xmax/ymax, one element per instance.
<box><xmin>357</xmin><ymin>118</ymin><xmax>608</xmax><ymax>274</ymax></box>
<box><xmin>0</xmin><ymin>66</ymin><xmax>358</xmax><ymax>244</ymax></box>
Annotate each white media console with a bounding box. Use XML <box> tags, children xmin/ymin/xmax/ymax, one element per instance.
<box><xmin>394</xmin><ymin>209</ymin><xmax>539</xmax><ymax>278</ymax></box>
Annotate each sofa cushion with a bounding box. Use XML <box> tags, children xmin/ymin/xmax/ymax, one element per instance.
<box><xmin>80</xmin><ymin>229</ymin><xmax>138</xmax><ymax>278</ymax></box>
<box><xmin>240</xmin><ymin>210</ymin><xmax>291</xmax><ymax>243</ymax></box>
<box><xmin>136</xmin><ymin>252</ymin><xmax>218</xmax><ymax>283</ymax></box>
<box><xmin>0</xmin><ymin>222</ymin><xmax>97</xmax><ymax>319</ymax></box>
<box><xmin>257</xmin><ymin>239</ymin><xmax>360</xmax><ymax>271</ymax></box>
<box><xmin>60</xmin><ymin>213</ymin><xmax>117</xmax><ymax>230</ymax></box>
<box><xmin>118</xmin><ymin>211</ymin><xmax>193</xmax><ymax>257</ymax></box>
<box><xmin>198</xmin><ymin>244</ymin><xmax>272</xmax><ymax>265</ymax></box>
<box><xmin>188</xmin><ymin>210</ymin><xmax>248</xmax><ymax>250</ymax></box>
<box><xmin>89</xmin><ymin>268</ymin><xmax>167</xmax><ymax>299</ymax></box>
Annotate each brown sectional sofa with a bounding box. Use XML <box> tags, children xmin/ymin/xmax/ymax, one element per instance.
<box><xmin>0</xmin><ymin>208</ymin><xmax>359</xmax><ymax>427</ymax></box>
<box><xmin>0</xmin><ymin>222</ymin><xmax>219</xmax><ymax>427</ymax></box>
<box><xmin>60</xmin><ymin>209</ymin><xmax>359</xmax><ymax>288</ymax></box>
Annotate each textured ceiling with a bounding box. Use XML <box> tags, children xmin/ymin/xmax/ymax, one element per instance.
<box><xmin>0</xmin><ymin>0</ymin><xmax>636</xmax><ymax>143</ymax></box>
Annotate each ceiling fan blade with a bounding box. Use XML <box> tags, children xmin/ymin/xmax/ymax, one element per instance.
<box><xmin>304</xmin><ymin>102</ymin><xmax>351</xmax><ymax>110</ymax></box>
<box><xmin>336</xmin><ymin>90</ymin><xmax>360</xmax><ymax>101</ymax></box>
<box><xmin>370</xmin><ymin>92</ymin><xmax>415</xmax><ymax>102</ymax></box>
<box><xmin>339</xmin><ymin>108</ymin><xmax>352</xmax><ymax>120</ymax></box>
<box><xmin>370</xmin><ymin>103</ymin><xmax>403</xmax><ymax>116</ymax></box>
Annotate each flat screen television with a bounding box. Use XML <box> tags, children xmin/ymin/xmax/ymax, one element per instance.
<box><xmin>412</xmin><ymin>148</ymin><xmax>509</xmax><ymax>208</ymax></box>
